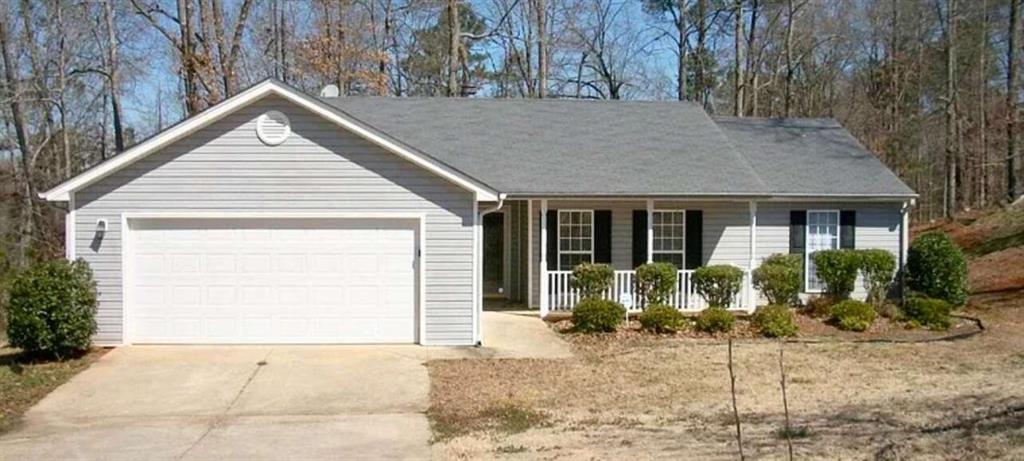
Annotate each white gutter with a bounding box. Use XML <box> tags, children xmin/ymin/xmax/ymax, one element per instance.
<box><xmin>474</xmin><ymin>193</ymin><xmax>507</xmax><ymax>346</ymax></box>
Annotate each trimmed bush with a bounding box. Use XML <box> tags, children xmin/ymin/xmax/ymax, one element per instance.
<box><xmin>694</xmin><ymin>306</ymin><xmax>735</xmax><ymax>334</ymax></box>
<box><xmin>635</xmin><ymin>262</ymin><xmax>677</xmax><ymax>306</ymax></box>
<box><xmin>813</xmin><ymin>249</ymin><xmax>861</xmax><ymax>299</ymax></box>
<box><xmin>828</xmin><ymin>300</ymin><xmax>876</xmax><ymax>332</ymax></box>
<box><xmin>752</xmin><ymin>254</ymin><xmax>802</xmax><ymax>306</ymax></box>
<box><xmin>692</xmin><ymin>265</ymin><xmax>744</xmax><ymax>308</ymax></box>
<box><xmin>858</xmin><ymin>249</ymin><xmax>896</xmax><ymax>309</ymax></box>
<box><xmin>7</xmin><ymin>259</ymin><xmax>97</xmax><ymax>357</ymax></box>
<box><xmin>570</xmin><ymin>263</ymin><xmax>614</xmax><ymax>298</ymax></box>
<box><xmin>751</xmin><ymin>305</ymin><xmax>798</xmax><ymax>338</ymax></box>
<box><xmin>902</xmin><ymin>296</ymin><xmax>952</xmax><ymax>330</ymax></box>
<box><xmin>638</xmin><ymin>304</ymin><xmax>687</xmax><ymax>333</ymax></box>
<box><xmin>906</xmin><ymin>233</ymin><xmax>968</xmax><ymax>306</ymax></box>
<box><xmin>571</xmin><ymin>298</ymin><xmax>626</xmax><ymax>333</ymax></box>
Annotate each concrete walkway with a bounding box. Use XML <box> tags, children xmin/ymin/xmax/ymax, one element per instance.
<box><xmin>0</xmin><ymin>311</ymin><xmax>570</xmax><ymax>460</ymax></box>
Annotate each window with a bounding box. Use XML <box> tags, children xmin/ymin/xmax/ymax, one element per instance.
<box><xmin>805</xmin><ymin>210</ymin><xmax>840</xmax><ymax>292</ymax></box>
<box><xmin>558</xmin><ymin>210</ymin><xmax>593</xmax><ymax>270</ymax></box>
<box><xmin>652</xmin><ymin>210</ymin><xmax>685</xmax><ymax>268</ymax></box>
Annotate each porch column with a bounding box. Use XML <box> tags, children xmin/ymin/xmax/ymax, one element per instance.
<box><xmin>646</xmin><ymin>199</ymin><xmax>654</xmax><ymax>263</ymax></box>
<box><xmin>539</xmin><ymin>199</ymin><xmax>549</xmax><ymax>318</ymax></box>
<box><xmin>747</xmin><ymin>201</ymin><xmax>758</xmax><ymax>311</ymax></box>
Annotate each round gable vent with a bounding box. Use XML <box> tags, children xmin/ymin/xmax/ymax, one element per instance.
<box><xmin>255</xmin><ymin>110</ymin><xmax>291</xmax><ymax>145</ymax></box>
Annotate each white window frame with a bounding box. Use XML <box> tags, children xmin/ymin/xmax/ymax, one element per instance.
<box><xmin>557</xmin><ymin>210</ymin><xmax>594</xmax><ymax>271</ymax></box>
<box><xmin>805</xmin><ymin>209</ymin><xmax>840</xmax><ymax>293</ymax></box>
<box><xmin>651</xmin><ymin>210</ymin><xmax>686</xmax><ymax>268</ymax></box>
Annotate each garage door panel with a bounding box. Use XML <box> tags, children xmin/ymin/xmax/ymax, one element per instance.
<box><xmin>128</xmin><ymin>218</ymin><xmax>418</xmax><ymax>344</ymax></box>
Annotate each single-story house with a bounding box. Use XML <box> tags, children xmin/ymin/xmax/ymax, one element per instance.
<box><xmin>40</xmin><ymin>79</ymin><xmax>916</xmax><ymax>346</ymax></box>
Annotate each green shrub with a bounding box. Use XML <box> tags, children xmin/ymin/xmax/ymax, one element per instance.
<box><xmin>752</xmin><ymin>254</ymin><xmax>802</xmax><ymax>306</ymax></box>
<box><xmin>813</xmin><ymin>249</ymin><xmax>862</xmax><ymax>299</ymax></box>
<box><xmin>635</xmin><ymin>262</ymin><xmax>677</xmax><ymax>306</ymax></box>
<box><xmin>906</xmin><ymin>233</ymin><xmax>969</xmax><ymax>306</ymax></box>
<box><xmin>570</xmin><ymin>263</ymin><xmax>614</xmax><ymax>298</ymax></box>
<box><xmin>694</xmin><ymin>306</ymin><xmax>735</xmax><ymax>334</ymax></box>
<box><xmin>692</xmin><ymin>265</ymin><xmax>744</xmax><ymax>308</ymax></box>
<box><xmin>828</xmin><ymin>300</ymin><xmax>876</xmax><ymax>332</ymax></box>
<box><xmin>902</xmin><ymin>296</ymin><xmax>952</xmax><ymax>330</ymax></box>
<box><xmin>750</xmin><ymin>305</ymin><xmax>799</xmax><ymax>338</ymax></box>
<box><xmin>858</xmin><ymin>249</ymin><xmax>896</xmax><ymax>309</ymax></box>
<box><xmin>571</xmin><ymin>298</ymin><xmax>626</xmax><ymax>333</ymax></box>
<box><xmin>637</xmin><ymin>304</ymin><xmax>687</xmax><ymax>333</ymax></box>
<box><xmin>7</xmin><ymin>259</ymin><xmax>97</xmax><ymax>357</ymax></box>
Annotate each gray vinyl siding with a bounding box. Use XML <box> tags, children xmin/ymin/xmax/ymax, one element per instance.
<box><xmin>73</xmin><ymin>95</ymin><xmax>475</xmax><ymax>345</ymax></box>
<box><xmin>526</xmin><ymin>199</ymin><xmax>904</xmax><ymax>307</ymax></box>
<box><xmin>756</xmin><ymin>202</ymin><xmax>903</xmax><ymax>301</ymax></box>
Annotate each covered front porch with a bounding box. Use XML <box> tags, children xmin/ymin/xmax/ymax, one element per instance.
<box><xmin>482</xmin><ymin>198</ymin><xmax>760</xmax><ymax>318</ymax></box>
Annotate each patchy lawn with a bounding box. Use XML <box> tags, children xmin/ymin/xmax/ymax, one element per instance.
<box><xmin>427</xmin><ymin>302</ymin><xmax>1024</xmax><ymax>459</ymax></box>
<box><xmin>0</xmin><ymin>347</ymin><xmax>106</xmax><ymax>433</ymax></box>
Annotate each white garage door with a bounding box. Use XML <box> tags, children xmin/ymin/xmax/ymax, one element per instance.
<box><xmin>127</xmin><ymin>217</ymin><xmax>418</xmax><ymax>344</ymax></box>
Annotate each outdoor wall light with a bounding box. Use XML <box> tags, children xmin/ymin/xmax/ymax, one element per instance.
<box><xmin>95</xmin><ymin>219</ymin><xmax>108</xmax><ymax>236</ymax></box>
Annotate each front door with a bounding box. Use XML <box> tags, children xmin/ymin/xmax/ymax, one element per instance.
<box><xmin>483</xmin><ymin>213</ymin><xmax>504</xmax><ymax>296</ymax></box>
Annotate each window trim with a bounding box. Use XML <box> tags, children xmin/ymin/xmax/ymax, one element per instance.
<box><xmin>557</xmin><ymin>209</ymin><xmax>594</xmax><ymax>271</ymax></box>
<box><xmin>651</xmin><ymin>209</ymin><xmax>686</xmax><ymax>268</ymax></box>
<box><xmin>804</xmin><ymin>209</ymin><xmax>841</xmax><ymax>293</ymax></box>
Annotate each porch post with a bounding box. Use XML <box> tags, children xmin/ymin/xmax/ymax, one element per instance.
<box><xmin>646</xmin><ymin>199</ymin><xmax>654</xmax><ymax>263</ymax></box>
<box><xmin>539</xmin><ymin>199</ymin><xmax>549</xmax><ymax>318</ymax></box>
<box><xmin>747</xmin><ymin>201</ymin><xmax>758</xmax><ymax>311</ymax></box>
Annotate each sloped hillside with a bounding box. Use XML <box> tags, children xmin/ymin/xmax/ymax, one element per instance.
<box><xmin>913</xmin><ymin>203</ymin><xmax>1024</xmax><ymax>295</ymax></box>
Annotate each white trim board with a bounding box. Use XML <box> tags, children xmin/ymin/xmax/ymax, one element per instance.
<box><xmin>119</xmin><ymin>211</ymin><xmax>427</xmax><ymax>346</ymax></box>
<box><xmin>40</xmin><ymin>79</ymin><xmax>499</xmax><ymax>203</ymax></box>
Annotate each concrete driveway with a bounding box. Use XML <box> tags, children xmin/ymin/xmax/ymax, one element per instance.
<box><xmin>0</xmin><ymin>346</ymin><xmax>436</xmax><ymax>460</ymax></box>
<box><xmin>0</xmin><ymin>311</ymin><xmax>570</xmax><ymax>460</ymax></box>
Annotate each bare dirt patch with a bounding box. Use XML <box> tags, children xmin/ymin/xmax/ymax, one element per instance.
<box><xmin>428</xmin><ymin>302</ymin><xmax>1024</xmax><ymax>460</ymax></box>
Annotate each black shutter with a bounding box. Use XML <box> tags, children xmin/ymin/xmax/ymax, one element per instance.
<box><xmin>594</xmin><ymin>210</ymin><xmax>612</xmax><ymax>264</ymax></box>
<box><xmin>685</xmin><ymin>210</ymin><xmax>703</xmax><ymax>269</ymax></box>
<box><xmin>546</xmin><ymin>209</ymin><xmax>558</xmax><ymax>270</ymax></box>
<box><xmin>632</xmin><ymin>210</ymin><xmax>647</xmax><ymax>268</ymax></box>
<box><xmin>789</xmin><ymin>210</ymin><xmax>806</xmax><ymax>254</ymax></box>
<box><xmin>840</xmin><ymin>210</ymin><xmax>856</xmax><ymax>249</ymax></box>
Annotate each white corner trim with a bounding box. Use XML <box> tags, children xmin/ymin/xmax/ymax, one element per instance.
<box><xmin>39</xmin><ymin>80</ymin><xmax>499</xmax><ymax>202</ymax></box>
<box><xmin>65</xmin><ymin>192</ymin><xmax>76</xmax><ymax>260</ymax></box>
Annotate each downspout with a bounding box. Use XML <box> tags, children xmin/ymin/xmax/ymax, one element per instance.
<box><xmin>476</xmin><ymin>193</ymin><xmax>507</xmax><ymax>346</ymax></box>
<box><xmin>899</xmin><ymin>198</ymin><xmax>915</xmax><ymax>306</ymax></box>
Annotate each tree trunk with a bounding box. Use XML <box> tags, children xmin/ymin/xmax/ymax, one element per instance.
<box><xmin>178</xmin><ymin>0</ymin><xmax>202</xmax><ymax>114</ymax></box>
<box><xmin>734</xmin><ymin>0</ymin><xmax>745</xmax><ymax>117</ymax></box>
<box><xmin>0</xmin><ymin>15</ymin><xmax>35</xmax><ymax>266</ymax></box>
<box><xmin>1008</xmin><ymin>0</ymin><xmax>1020</xmax><ymax>201</ymax></box>
<box><xmin>536</xmin><ymin>0</ymin><xmax>547</xmax><ymax>98</ymax></box>
<box><xmin>745</xmin><ymin>0</ymin><xmax>759</xmax><ymax>115</ymax></box>
<box><xmin>784</xmin><ymin>0</ymin><xmax>796</xmax><ymax>117</ymax></box>
<box><xmin>104</xmin><ymin>0</ymin><xmax>125</xmax><ymax>152</ymax></box>
<box><xmin>56</xmin><ymin>0</ymin><xmax>71</xmax><ymax>179</ymax></box>
<box><xmin>677</xmin><ymin>0</ymin><xmax>687</xmax><ymax>101</ymax></box>
<box><xmin>447</xmin><ymin>0</ymin><xmax>460</xmax><ymax>97</ymax></box>
<box><xmin>945</xmin><ymin>0</ymin><xmax>958</xmax><ymax>217</ymax></box>
<box><xmin>696</xmin><ymin>0</ymin><xmax>707</xmax><ymax>107</ymax></box>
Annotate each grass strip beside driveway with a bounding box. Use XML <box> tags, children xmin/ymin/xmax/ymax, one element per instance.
<box><xmin>0</xmin><ymin>346</ymin><xmax>106</xmax><ymax>433</ymax></box>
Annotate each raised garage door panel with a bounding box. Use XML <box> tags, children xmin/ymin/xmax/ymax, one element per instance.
<box><xmin>127</xmin><ymin>218</ymin><xmax>417</xmax><ymax>344</ymax></box>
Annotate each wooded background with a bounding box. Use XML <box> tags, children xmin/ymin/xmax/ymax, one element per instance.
<box><xmin>0</xmin><ymin>0</ymin><xmax>1021</xmax><ymax>269</ymax></box>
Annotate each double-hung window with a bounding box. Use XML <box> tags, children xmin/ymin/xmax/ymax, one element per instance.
<box><xmin>652</xmin><ymin>210</ymin><xmax>685</xmax><ymax>268</ymax></box>
<box><xmin>558</xmin><ymin>210</ymin><xmax>593</xmax><ymax>270</ymax></box>
<box><xmin>805</xmin><ymin>210</ymin><xmax>840</xmax><ymax>292</ymax></box>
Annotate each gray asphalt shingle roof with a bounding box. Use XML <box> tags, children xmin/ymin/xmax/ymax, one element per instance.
<box><xmin>321</xmin><ymin>96</ymin><xmax>915</xmax><ymax>198</ymax></box>
<box><xmin>713</xmin><ymin>117</ymin><xmax>916</xmax><ymax>197</ymax></box>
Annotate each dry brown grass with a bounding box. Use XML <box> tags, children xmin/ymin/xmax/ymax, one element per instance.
<box><xmin>428</xmin><ymin>301</ymin><xmax>1024</xmax><ymax>460</ymax></box>
<box><xmin>0</xmin><ymin>347</ymin><xmax>107</xmax><ymax>434</ymax></box>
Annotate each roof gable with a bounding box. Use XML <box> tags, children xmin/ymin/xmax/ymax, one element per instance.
<box><xmin>40</xmin><ymin>80</ymin><xmax>500</xmax><ymax>202</ymax></box>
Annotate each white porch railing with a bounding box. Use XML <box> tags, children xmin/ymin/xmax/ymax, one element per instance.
<box><xmin>544</xmin><ymin>269</ymin><xmax>753</xmax><ymax>313</ymax></box>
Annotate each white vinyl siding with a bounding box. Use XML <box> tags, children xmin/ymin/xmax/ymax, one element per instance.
<box><xmin>74</xmin><ymin>95</ymin><xmax>475</xmax><ymax>345</ymax></box>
